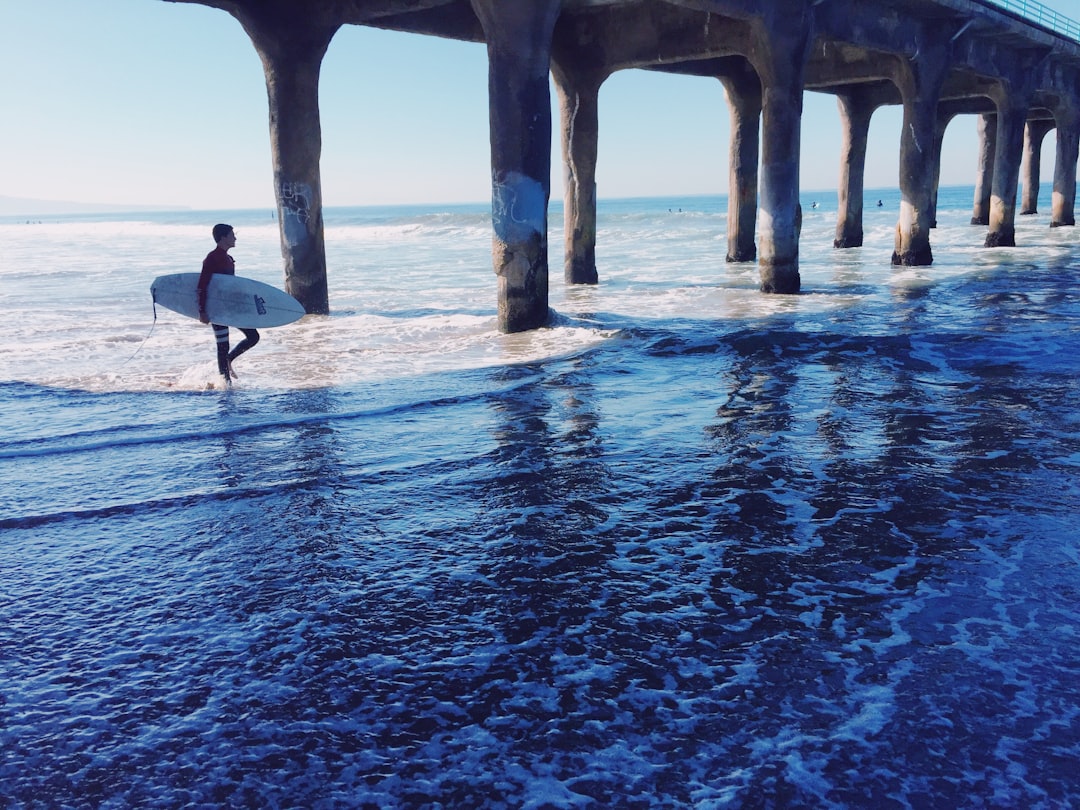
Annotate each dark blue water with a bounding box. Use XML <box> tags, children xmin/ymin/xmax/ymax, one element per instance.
<box><xmin>2</xmin><ymin>193</ymin><xmax>1079</xmax><ymax>807</ymax></box>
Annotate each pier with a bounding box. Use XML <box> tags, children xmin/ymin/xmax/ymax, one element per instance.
<box><xmin>165</xmin><ymin>0</ymin><xmax>1080</xmax><ymax>332</ymax></box>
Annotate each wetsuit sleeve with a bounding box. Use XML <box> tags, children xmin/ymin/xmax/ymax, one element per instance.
<box><xmin>197</xmin><ymin>261</ymin><xmax>212</xmax><ymax>315</ymax></box>
<box><xmin>197</xmin><ymin>250</ymin><xmax>224</xmax><ymax>314</ymax></box>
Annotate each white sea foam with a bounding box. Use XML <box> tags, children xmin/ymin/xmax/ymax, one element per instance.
<box><xmin>2</xmin><ymin>191</ymin><xmax>1070</xmax><ymax>395</ymax></box>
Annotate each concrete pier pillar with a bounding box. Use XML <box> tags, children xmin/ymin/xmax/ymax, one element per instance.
<box><xmin>237</xmin><ymin>11</ymin><xmax>337</xmax><ymax>315</ymax></box>
<box><xmin>1020</xmin><ymin>119</ymin><xmax>1055</xmax><ymax>214</ymax></box>
<box><xmin>986</xmin><ymin>79</ymin><xmax>1037</xmax><ymax>247</ymax></box>
<box><xmin>551</xmin><ymin>62</ymin><xmax>603</xmax><ymax>284</ymax></box>
<box><xmin>928</xmin><ymin>110</ymin><xmax>958</xmax><ymax>229</ymax></box>
<box><xmin>890</xmin><ymin>43</ymin><xmax>950</xmax><ymax>266</ymax></box>
<box><xmin>471</xmin><ymin>0</ymin><xmax>562</xmax><ymax>332</ymax></box>
<box><xmin>718</xmin><ymin>59</ymin><xmax>761</xmax><ymax>263</ymax></box>
<box><xmin>748</xmin><ymin>10</ymin><xmax>812</xmax><ymax>293</ymax></box>
<box><xmin>972</xmin><ymin>113</ymin><xmax>996</xmax><ymax>225</ymax></box>
<box><xmin>1051</xmin><ymin>105</ymin><xmax>1080</xmax><ymax>227</ymax></box>
<box><xmin>833</xmin><ymin>89</ymin><xmax>878</xmax><ymax>249</ymax></box>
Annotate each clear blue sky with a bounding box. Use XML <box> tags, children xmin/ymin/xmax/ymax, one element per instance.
<box><xmin>1</xmin><ymin>0</ymin><xmax>1076</xmax><ymax>209</ymax></box>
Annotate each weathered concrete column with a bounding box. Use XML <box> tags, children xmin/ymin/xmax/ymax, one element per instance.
<box><xmin>985</xmin><ymin>75</ymin><xmax>1038</xmax><ymax>247</ymax></box>
<box><xmin>971</xmin><ymin>113</ymin><xmax>996</xmax><ymax>225</ymax></box>
<box><xmin>234</xmin><ymin>10</ymin><xmax>337</xmax><ymax>315</ymax></box>
<box><xmin>928</xmin><ymin>109</ymin><xmax>958</xmax><ymax>228</ymax></box>
<box><xmin>890</xmin><ymin>39</ymin><xmax>950</xmax><ymax>266</ymax></box>
<box><xmin>1020</xmin><ymin>119</ymin><xmax>1054</xmax><ymax>214</ymax></box>
<box><xmin>551</xmin><ymin>62</ymin><xmax>604</xmax><ymax>284</ymax></box>
<box><xmin>833</xmin><ymin>89</ymin><xmax>877</xmax><ymax>249</ymax></box>
<box><xmin>471</xmin><ymin>0</ymin><xmax>562</xmax><ymax>332</ymax></box>
<box><xmin>718</xmin><ymin>58</ymin><xmax>761</xmax><ymax>263</ymax></box>
<box><xmin>748</xmin><ymin>8</ymin><xmax>812</xmax><ymax>293</ymax></box>
<box><xmin>1051</xmin><ymin>105</ymin><xmax>1080</xmax><ymax>227</ymax></box>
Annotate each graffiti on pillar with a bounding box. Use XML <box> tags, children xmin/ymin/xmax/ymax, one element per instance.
<box><xmin>492</xmin><ymin>171</ymin><xmax>545</xmax><ymax>246</ymax></box>
<box><xmin>280</xmin><ymin>181</ymin><xmax>312</xmax><ymax>247</ymax></box>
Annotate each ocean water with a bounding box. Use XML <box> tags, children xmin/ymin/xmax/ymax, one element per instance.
<box><xmin>1</xmin><ymin>187</ymin><xmax>1078</xmax><ymax>808</ymax></box>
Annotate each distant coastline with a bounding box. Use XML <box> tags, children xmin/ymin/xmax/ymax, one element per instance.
<box><xmin>0</xmin><ymin>195</ymin><xmax>189</xmax><ymax>217</ymax></box>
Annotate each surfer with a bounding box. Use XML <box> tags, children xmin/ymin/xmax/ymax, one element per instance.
<box><xmin>198</xmin><ymin>223</ymin><xmax>259</xmax><ymax>382</ymax></box>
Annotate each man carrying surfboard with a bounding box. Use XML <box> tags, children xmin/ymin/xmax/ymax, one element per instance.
<box><xmin>198</xmin><ymin>223</ymin><xmax>260</xmax><ymax>382</ymax></box>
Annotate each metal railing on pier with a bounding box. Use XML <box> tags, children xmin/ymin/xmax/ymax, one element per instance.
<box><xmin>982</xmin><ymin>0</ymin><xmax>1080</xmax><ymax>42</ymax></box>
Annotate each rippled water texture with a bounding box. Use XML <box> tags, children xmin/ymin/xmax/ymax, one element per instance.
<box><xmin>1</xmin><ymin>194</ymin><xmax>1079</xmax><ymax>807</ymax></box>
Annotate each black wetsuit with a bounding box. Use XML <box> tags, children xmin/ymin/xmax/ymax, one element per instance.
<box><xmin>197</xmin><ymin>246</ymin><xmax>259</xmax><ymax>378</ymax></box>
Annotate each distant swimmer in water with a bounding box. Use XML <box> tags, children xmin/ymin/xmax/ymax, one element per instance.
<box><xmin>197</xmin><ymin>223</ymin><xmax>259</xmax><ymax>384</ymax></box>
<box><xmin>811</xmin><ymin>201</ymin><xmax>818</xmax><ymax>209</ymax></box>
<box><xmin>877</xmin><ymin>199</ymin><xmax>884</xmax><ymax>207</ymax></box>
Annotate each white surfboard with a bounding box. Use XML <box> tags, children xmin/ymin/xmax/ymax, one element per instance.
<box><xmin>151</xmin><ymin>273</ymin><xmax>305</xmax><ymax>328</ymax></box>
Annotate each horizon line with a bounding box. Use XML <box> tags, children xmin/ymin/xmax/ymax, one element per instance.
<box><xmin>1</xmin><ymin>185</ymin><xmax>989</xmax><ymax>219</ymax></box>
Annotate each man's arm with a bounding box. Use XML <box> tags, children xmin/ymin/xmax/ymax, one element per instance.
<box><xmin>196</xmin><ymin>263</ymin><xmax>213</xmax><ymax>323</ymax></box>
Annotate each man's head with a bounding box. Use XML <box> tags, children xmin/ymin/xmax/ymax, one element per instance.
<box><xmin>212</xmin><ymin>223</ymin><xmax>234</xmax><ymax>243</ymax></box>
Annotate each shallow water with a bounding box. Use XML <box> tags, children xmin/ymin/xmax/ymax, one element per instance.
<box><xmin>1</xmin><ymin>190</ymin><xmax>1079</xmax><ymax>807</ymax></box>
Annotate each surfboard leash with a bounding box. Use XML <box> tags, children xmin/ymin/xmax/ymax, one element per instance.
<box><xmin>117</xmin><ymin>293</ymin><xmax>159</xmax><ymax>367</ymax></box>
